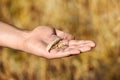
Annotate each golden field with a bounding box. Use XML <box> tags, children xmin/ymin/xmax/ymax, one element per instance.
<box><xmin>0</xmin><ymin>0</ymin><xmax>120</xmax><ymax>80</ymax></box>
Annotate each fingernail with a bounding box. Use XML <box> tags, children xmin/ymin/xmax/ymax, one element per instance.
<box><xmin>91</xmin><ymin>42</ymin><xmax>96</xmax><ymax>47</ymax></box>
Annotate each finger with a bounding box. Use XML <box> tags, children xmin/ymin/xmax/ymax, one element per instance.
<box><xmin>55</xmin><ymin>29</ymin><xmax>75</xmax><ymax>40</ymax></box>
<box><xmin>64</xmin><ymin>48</ymin><xmax>80</xmax><ymax>55</ymax></box>
<box><xmin>78</xmin><ymin>46</ymin><xmax>91</xmax><ymax>52</ymax></box>
<box><xmin>67</xmin><ymin>45</ymin><xmax>92</xmax><ymax>52</ymax></box>
<box><xmin>69</xmin><ymin>40</ymin><xmax>95</xmax><ymax>47</ymax></box>
<box><xmin>68</xmin><ymin>44</ymin><xmax>94</xmax><ymax>49</ymax></box>
<box><xmin>48</xmin><ymin>48</ymin><xmax>80</xmax><ymax>58</ymax></box>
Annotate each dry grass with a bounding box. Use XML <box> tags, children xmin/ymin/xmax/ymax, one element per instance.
<box><xmin>0</xmin><ymin>0</ymin><xmax>120</xmax><ymax>80</ymax></box>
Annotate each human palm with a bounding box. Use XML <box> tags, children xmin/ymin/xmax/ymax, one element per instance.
<box><xmin>22</xmin><ymin>26</ymin><xmax>95</xmax><ymax>59</ymax></box>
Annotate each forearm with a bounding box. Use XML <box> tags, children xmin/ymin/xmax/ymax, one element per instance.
<box><xmin>0</xmin><ymin>22</ymin><xmax>27</xmax><ymax>50</ymax></box>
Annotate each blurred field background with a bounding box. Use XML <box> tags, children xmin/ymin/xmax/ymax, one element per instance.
<box><xmin>0</xmin><ymin>0</ymin><xmax>120</xmax><ymax>80</ymax></box>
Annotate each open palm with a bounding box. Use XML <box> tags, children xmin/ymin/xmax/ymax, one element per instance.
<box><xmin>22</xmin><ymin>26</ymin><xmax>95</xmax><ymax>59</ymax></box>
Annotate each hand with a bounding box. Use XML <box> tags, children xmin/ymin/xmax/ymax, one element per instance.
<box><xmin>21</xmin><ymin>26</ymin><xmax>95</xmax><ymax>59</ymax></box>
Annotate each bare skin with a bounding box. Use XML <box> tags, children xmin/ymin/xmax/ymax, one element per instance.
<box><xmin>0</xmin><ymin>22</ymin><xmax>95</xmax><ymax>59</ymax></box>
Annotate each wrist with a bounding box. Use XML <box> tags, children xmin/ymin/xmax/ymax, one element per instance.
<box><xmin>16</xmin><ymin>30</ymin><xmax>29</xmax><ymax>51</ymax></box>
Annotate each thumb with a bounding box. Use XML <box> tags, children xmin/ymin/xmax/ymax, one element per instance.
<box><xmin>46</xmin><ymin>35</ymin><xmax>61</xmax><ymax>44</ymax></box>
